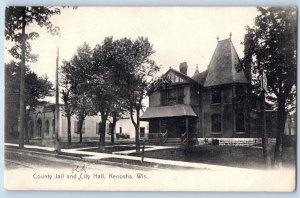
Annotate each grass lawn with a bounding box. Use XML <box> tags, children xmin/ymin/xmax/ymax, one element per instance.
<box><xmin>60</xmin><ymin>141</ymin><xmax>135</xmax><ymax>149</ymax></box>
<box><xmin>130</xmin><ymin>145</ymin><xmax>296</xmax><ymax>169</ymax></box>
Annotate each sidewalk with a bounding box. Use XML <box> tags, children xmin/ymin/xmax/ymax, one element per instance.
<box><xmin>5</xmin><ymin>143</ymin><xmax>251</xmax><ymax>171</ymax></box>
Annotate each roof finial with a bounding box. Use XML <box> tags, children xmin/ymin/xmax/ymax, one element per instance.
<box><xmin>229</xmin><ymin>32</ymin><xmax>232</xmax><ymax>39</ymax></box>
<box><xmin>196</xmin><ymin>64</ymin><xmax>199</xmax><ymax>70</ymax></box>
<box><xmin>217</xmin><ymin>36</ymin><xmax>219</xmax><ymax>42</ymax></box>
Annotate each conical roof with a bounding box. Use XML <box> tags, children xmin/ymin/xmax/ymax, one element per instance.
<box><xmin>203</xmin><ymin>38</ymin><xmax>248</xmax><ymax>87</ymax></box>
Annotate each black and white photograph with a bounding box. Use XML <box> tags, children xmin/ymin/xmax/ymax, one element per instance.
<box><xmin>4</xmin><ymin>6</ymin><xmax>297</xmax><ymax>191</ymax></box>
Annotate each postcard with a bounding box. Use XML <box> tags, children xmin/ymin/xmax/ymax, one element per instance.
<box><xmin>4</xmin><ymin>6</ymin><xmax>296</xmax><ymax>191</ymax></box>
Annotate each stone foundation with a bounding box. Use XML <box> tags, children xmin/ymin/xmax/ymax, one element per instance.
<box><xmin>197</xmin><ymin>138</ymin><xmax>276</xmax><ymax>146</ymax></box>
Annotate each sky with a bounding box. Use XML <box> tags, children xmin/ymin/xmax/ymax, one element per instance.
<box><xmin>5</xmin><ymin>6</ymin><xmax>259</xmax><ymax>102</ymax></box>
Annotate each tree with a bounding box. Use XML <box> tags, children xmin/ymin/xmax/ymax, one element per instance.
<box><xmin>5</xmin><ymin>61</ymin><xmax>53</xmax><ymax>140</ymax></box>
<box><xmin>91</xmin><ymin>38</ymin><xmax>116</xmax><ymax>149</ymax></box>
<box><xmin>243</xmin><ymin>7</ymin><xmax>297</xmax><ymax>167</ymax></box>
<box><xmin>61</xmin><ymin>86</ymin><xmax>76</xmax><ymax>146</ymax></box>
<box><xmin>61</xmin><ymin>43</ymin><xmax>96</xmax><ymax>144</ymax></box>
<box><xmin>109</xmin><ymin>100</ymin><xmax>128</xmax><ymax>144</ymax></box>
<box><xmin>112</xmin><ymin>37</ymin><xmax>159</xmax><ymax>152</ymax></box>
<box><xmin>74</xmin><ymin>96</ymin><xmax>96</xmax><ymax>143</ymax></box>
<box><xmin>5</xmin><ymin>6</ymin><xmax>61</xmax><ymax>148</ymax></box>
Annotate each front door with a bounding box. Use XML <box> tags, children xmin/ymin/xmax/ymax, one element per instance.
<box><xmin>166</xmin><ymin>117</ymin><xmax>185</xmax><ymax>138</ymax></box>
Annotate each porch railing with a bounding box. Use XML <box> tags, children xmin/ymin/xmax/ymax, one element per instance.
<box><xmin>181</xmin><ymin>132</ymin><xmax>198</xmax><ymax>146</ymax></box>
<box><xmin>148</xmin><ymin>131</ymin><xmax>168</xmax><ymax>144</ymax></box>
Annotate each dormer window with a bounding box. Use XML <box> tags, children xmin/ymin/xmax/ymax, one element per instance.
<box><xmin>211</xmin><ymin>88</ymin><xmax>221</xmax><ymax>104</ymax></box>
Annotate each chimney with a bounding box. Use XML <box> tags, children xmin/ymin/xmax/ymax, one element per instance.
<box><xmin>179</xmin><ymin>62</ymin><xmax>188</xmax><ymax>75</ymax></box>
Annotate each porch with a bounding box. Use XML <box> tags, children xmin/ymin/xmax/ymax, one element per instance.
<box><xmin>140</xmin><ymin>104</ymin><xmax>198</xmax><ymax>144</ymax></box>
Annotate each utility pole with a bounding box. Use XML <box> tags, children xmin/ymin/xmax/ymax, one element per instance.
<box><xmin>55</xmin><ymin>47</ymin><xmax>61</xmax><ymax>153</ymax></box>
<box><xmin>260</xmin><ymin>71</ymin><xmax>271</xmax><ymax>167</ymax></box>
<box><xmin>18</xmin><ymin>8</ymin><xmax>26</xmax><ymax>149</ymax></box>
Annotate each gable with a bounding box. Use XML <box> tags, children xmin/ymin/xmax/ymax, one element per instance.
<box><xmin>165</xmin><ymin>70</ymin><xmax>188</xmax><ymax>83</ymax></box>
<box><xmin>164</xmin><ymin>68</ymin><xmax>201</xmax><ymax>85</ymax></box>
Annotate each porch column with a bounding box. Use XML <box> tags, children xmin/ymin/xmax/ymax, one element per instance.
<box><xmin>185</xmin><ymin>117</ymin><xmax>189</xmax><ymax>138</ymax></box>
<box><xmin>159</xmin><ymin>119</ymin><xmax>161</xmax><ymax>134</ymax></box>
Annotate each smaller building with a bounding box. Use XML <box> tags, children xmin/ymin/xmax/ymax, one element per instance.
<box><xmin>115</xmin><ymin>114</ymin><xmax>149</xmax><ymax>139</ymax></box>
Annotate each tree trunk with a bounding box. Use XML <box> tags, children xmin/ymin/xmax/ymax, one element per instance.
<box><xmin>130</xmin><ymin>108</ymin><xmax>140</xmax><ymax>153</ymax></box>
<box><xmin>99</xmin><ymin>114</ymin><xmax>107</xmax><ymax>149</ymax></box>
<box><xmin>274</xmin><ymin>97</ymin><xmax>287</xmax><ymax>167</ymax></box>
<box><xmin>110</xmin><ymin>114</ymin><xmax>117</xmax><ymax>145</ymax></box>
<box><xmin>18</xmin><ymin>9</ymin><xmax>26</xmax><ymax>149</ymax></box>
<box><xmin>78</xmin><ymin>117</ymin><xmax>84</xmax><ymax>143</ymax></box>
<box><xmin>24</xmin><ymin>112</ymin><xmax>29</xmax><ymax>143</ymax></box>
<box><xmin>260</xmin><ymin>90</ymin><xmax>271</xmax><ymax>167</ymax></box>
<box><xmin>67</xmin><ymin>115</ymin><xmax>71</xmax><ymax>145</ymax></box>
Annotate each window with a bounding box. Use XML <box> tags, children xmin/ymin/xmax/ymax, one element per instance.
<box><xmin>161</xmin><ymin>87</ymin><xmax>184</xmax><ymax>106</ymax></box>
<box><xmin>119</xmin><ymin>127</ymin><xmax>122</xmax><ymax>134</ymax></box>
<box><xmin>140</xmin><ymin>127</ymin><xmax>145</xmax><ymax>137</ymax></box>
<box><xmin>235</xmin><ymin>86</ymin><xmax>246</xmax><ymax>103</ymax></box>
<box><xmin>29</xmin><ymin>121</ymin><xmax>34</xmax><ymax>137</ymax></box>
<box><xmin>106</xmin><ymin>123</ymin><xmax>110</xmax><ymax>135</ymax></box>
<box><xmin>74</xmin><ymin>120</ymin><xmax>85</xmax><ymax>134</ymax></box>
<box><xmin>235</xmin><ymin>111</ymin><xmax>245</xmax><ymax>132</ymax></box>
<box><xmin>96</xmin><ymin>122</ymin><xmax>100</xmax><ymax>134</ymax></box>
<box><xmin>236</xmin><ymin>86</ymin><xmax>246</xmax><ymax>98</ymax></box>
<box><xmin>82</xmin><ymin>121</ymin><xmax>85</xmax><ymax>133</ymax></box>
<box><xmin>211</xmin><ymin>88</ymin><xmax>221</xmax><ymax>104</ymax></box>
<box><xmin>45</xmin><ymin>120</ymin><xmax>50</xmax><ymax>136</ymax></box>
<box><xmin>74</xmin><ymin>121</ymin><xmax>78</xmax><ymax>133</ymax></box>
<box><xmin>36</xmin><ymin>118</ymin><xmax>42</xmax><ymax>137</ymax></box>
<box><xmin>211</xmin><ymin>114</ymin><xmax>221</xmax><ymax>133</ymax></box>
<box><xmin>52</xmin><ymin>119</ymin><xmax>55</xmax><ymax>134</ymax></box>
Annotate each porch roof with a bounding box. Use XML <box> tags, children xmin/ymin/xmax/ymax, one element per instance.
<box><xmin>140</xmin><ymin>104</ymin><xmax>197</xmax><ymax>120</ymax></box>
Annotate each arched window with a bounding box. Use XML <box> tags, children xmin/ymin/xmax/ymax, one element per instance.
<box><xmin>211</xmin><ymin>114</ymin><xmax>221</xmax><ymax>132</ymax></box>
<box><xmin>236</xmin><ymin>111</ymin><xmax>245</xmax><ymax>132</ymax></box>
<box><xmin>45</xmin><ymin>120</ymin><xmax>50</xmax><ymax>136</ymax></box>
<box><xmin>29</xmin><ymin>121</ymin><xmax>34</xmax><ymax>138</ymax></box>
<box><xmin>37</xmin><ymin>118</ymin><xmax>42</xmax><ymax>137</ymax></box>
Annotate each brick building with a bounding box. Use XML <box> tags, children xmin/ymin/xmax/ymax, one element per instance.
<box><xmin>23</xmin><ymin>103</ymin><xmax>149</xmax><ymax>146</ymax></box>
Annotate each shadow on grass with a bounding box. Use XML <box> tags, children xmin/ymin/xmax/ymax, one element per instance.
<box><xmin>130</xmin><ymin>145</ymin><xmax>296</xmax><ymax>169</ymax></box>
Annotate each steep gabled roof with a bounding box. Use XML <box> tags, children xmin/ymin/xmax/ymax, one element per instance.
<box><xmin>192</xmin><ymin>69</ymin><xmax>208</xmax><ymax>86</ymax></box>
<box><xmin>203</xmin><ymin>38</ymin><xmax>248</xmax><ymax>87</ymax></box>
<box><xmin>164</xmin><ymin>68</ymin><xmax>198</xmax><ymax>85</ymax></box>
